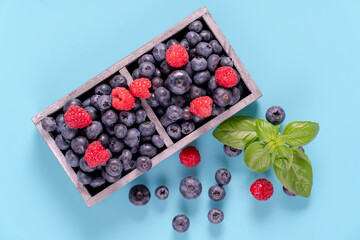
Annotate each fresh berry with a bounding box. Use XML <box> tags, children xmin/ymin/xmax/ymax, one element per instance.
<box><xmin>65</xmin><ymin>149</ymin><xmax>79</xmax><ymax>167</ymax></box>
<box><xmin>141</xmin><ymin>135</ymin><xmax>152</xmax><ymax>142</ymax></box>
<box><xmin>181</xmin><ymin>60</ymin><xmax>193</xmax><ymax>77</ymax></box>
<box><xmin>181</xmin><ymin>121</ymin><xmax>195</xmax><ymax>135</ymax></box>
<box><xmin>135</xmin><ymin>109</ymin><xmax>147</xmax><ymax>124</ymax></box>
<box><xmin>42</xmin><ymin>117</ymin><xmax>56</xmax><ymax>132</ymax></box>
<box><xmin>102</xmin><ymin>170</ymin><xmax>121</xmax><ymax>183</ymax></box>
<box><xmin>97</xmin><ymin>133</ymin><xmax>110</xmax><ymax>147</ymax></box>
<box><xmin>166</xmin><ymin>105</ymin><xmax>183</xmax><ymax>121</ymax></box>
<box><xmin>55</xmin><ymin>134</ymin><xmax>70</xmax><ymax>150</ymax></box>
<box><xmin>114</xmin><ymin>124</ymin><xmax>127</xmax><ymax>139</ymax></box>
<box><xmin>283</xmin><ymin>186</ymin><xmax>296</xmax><ymax>196</ymax></box>
<box><xmin>146</xmin><ymin>93</ymin><xmax>160</xmax><ymax>107</ymax></box>
<box><xmin>166</xmin><ymin>44</ymin><xmax>189</xmax><ymax>68</ymax></box>
<box><xmin>172</xmin><ymin>214</ymin><xmax>190</xmax><ymax>233</ymax></box>
<box><xmin>105</xmin><ymin>125</ymin><xmax>115</xmax><ymax>136</ymax></box>
<box><xmin>160</xmin><ymin>115</ymin><xmax>175</xmax><ymax>127</ymax></box>
<box><xmin>229</xmin><ymin>87</ymin><xmax>241</xmax><ymax>105</ymax></box>
<box><xmin>71</xmin><ymin>136</ymin><xmax>89</xmax><ymax>154</ymax></box>
<box><xmin>84</xmin><ymin>141</ymin><xmax>111</xmax><ymax>168</ymax></box>
<box><xmin>130</xmin><ymin>78</ymin><xmax>151</xmax><ymax>98</ymax></box>
<box><xmin>166</xmin><ymin>70</ymin><xmax>192</xmax><ymax>95</ymax></box>
<box><xmin>182</xmin><ymin>106</ymin><xmax>193</xmax><ymax>120</ymax></box>
<box><xmin>211</xmin><ymin>104</ymin><xmax>225</xmax><ymax>116</ymax></box>
<box><xmin>289</xmin><ymin>146</ymin><xmax>305</xmax><ymax>152</ymax></box>
<box><xmin>82</xmin><ymin>98</ymin><xmax>91</xmax><ymax>107</ymax></box>
<box><xmin>123</xmin><ymin>128</ymin><xmax>141</xmax><ymax>148</ymax></box>
<box><xmin>90</xmin><ymin>94</ymin><xmax>100</xmax><ymax>108</ymax></box>
<box><xmin>132</xmin><ymin>68</ymin><xmax>140</xmax><ymax>79</ymax></box>
<box><xmin>170</xmin><ymin>95</ymin><xmax>186</xmax><ymax>107</ymax></box>
<box><xmin>138</xmin><ymin>54</ymin><xmax>155</xmax><ymax>65</ymax></box>
<box><xmin>186</xmin><ymin>31</ymin><xmax>201</xmax><ymax>46</ymax></box>
<box><xmin>191</xmin><ymin>56</ymin><xmax>207</xmax><ymax>71</ymax></box>
<box><xmin>96</xmin><ymin>95</ymin><xmax>112</xmax><ymax>111</ymax></box>
<box><xmin>179</xmin><ymin>39</ymin><xmax>190</xmax><ymax>51</ymax></box>
<box><xmin>196</xmin><ymin>42</ymin><xmax>212</xmax><ymax>58</ymax></box>
<box><xmin>109</xmin><ymin>74</ymin><xmax>127</xmax><ymax>88</ymax></box>
<box><xmin>250</xmin><ymin>178</ymin><xmax>274</xmax><ymax>201</ymax></box>
<box><xmin>208</xmin><ymin>208</ymin><xmax>224</xmax><ymax>224</ymax></box>
<box><xmin>152</xmin><ymin>135</ymin><xmax>165</xmax><ymax>148</ymax></box>
<box><xmin>213</xmin><ymin>87</ymin><xmax>232</xmax><ymax>107</ymax></box>
<box><xmin>108</xmin><ymin>137</ymin><xmax>124</xmax><ymax>153</ymax></box>
<box><xmin>136</xmin><ymin>156</ymin><xmax>152</xmax><ymax>172</ymax></box>
<box><xmin>199</xmin><ymin>30</ymin><xmax>213</xmax><ymax>41</ymax></box>
<box><xmin>215</xmin><ymin>168</ymin><xmax>231</xmax><ymax>186</ymax></box>
<box><xmin>167</xmin><ymin>124</ymin><xmax>182</xmax><ymax>140</ymax></box>
<box><xmin>61</xmin><ymin>125</ymin><xmax>78</xmax><ymax>140</ymax></box>
<box><xmin>77</xmin><ymin>170</ymin><xmax>92</xmax><ymax>185</ymax></box>
<box><xmin>129</xmin><ymin>184</ymin><xmax>151</xmax><ymax>206</ymax></box>
<box><xmin>220</xmin><ymin>56</ymin><xmax>234</xmax><ymax>67</ymax></box>
<box><xmin>84</xmin><ymin>106</ymin><xmax>98</xmax><ymax>120</ymax></box>
<box><xmin>120</xmin><ymin>149</ymin><xmax>136</xmax><ymax>172</ymax></box>
<box><xmin>154</xmin><ymin>86</ymin><xmax>171</xmax><ymax>104</ymax></box>
<box><xmin>207</xmin><ymin>54</ymin><xmax>220</xmax><ymax>72</ymax></box>
<box><xmin>160</xmin><ymin>60</ymin><xmax>173</xmax><ymax>75</ymax></box>
<box><xmin>224</xmin><ymin>145</ymin><xmax>242</xmax><ymax>157</ymax></box>
<box><xmin>86</xmin><ymin>121</ymin><xmax>103</xmax><ymax>140</ymax></box>
<box><xmin>118</xmin><ymin>111</ymin><xmax>136</xmax><ymax>127</ymax></box>
<box><xmin>208</xmin><ymin>185</ymin><xmax>226</xmax><ymax>201</ymax></box>
<box><xmin>64</xmin><ymin>105</ymin><xmax>92</xmax><ymax>129</ymax></box>
<box><xmin>152</xmin><ymin>43</ymin><xmax>167</xmax><ymax>62</ymax></box>
<box><xmin>189</xmin><ymin>48</ymin><xmax>196</xmax><ymax>59</ymax></box>
<box><xmin>209</xmin><ymin>40</ymin><xmax>222</xmax><ymax>54</ymax></box>
<box><xmin>188</xmin><ymin>20</ymin><xmax>203</xmax><ymax>32</ymax></box>
<box><xmin>139</xmin><ymin>62</ymin><xmax>156</xmax><ymax>79</ymax></box>
<box><xmin>151</xmin><ymin>77</ymin><xmax>164</xmax><ymax>91</ymax></box>
<box><xmin>139</xmin><ymin>121</ymin><xmax>156</xmax><ymax>136</ymax></box>
<box><xmin>208</xmin><ymin>76</ymin><xmax>218</xmax><ymax>90</ymax></box>
<box><xmin>105</xmin><ymin>158</ymin><xmax>123</xmax><ymax>177</ymax></box>
<box><xmin>190</xmin><ymin>96</ymin><xmax>213</xmax><ymax>118</ymax></box>
<box><xmin>63</xmin><ymin>98</ymin><xmax>83</xmax><ymax>112</ymax></box>
<box><xmin>95</xmin><ymin>84</ymin><xmax>112</xmax><ymax>95</ymax></box>
<box><xmin>131</xmin><ymin>146</ymin><xmax>139</xmax><ymax>154</ymax></box>
<box><xmin>179</xmin><ymin>146</ymin><xmax>201</xmax><ymax>167</ymax></box>
<box><xmin>79</xmin><ymin>157</ymin><xmax>95</xmax><ymax>172</ymax></box>
<box><xmin>265</xmin><ymin>106</ymin><xmax>286</xmax><ymax>125</ymax></box>
<box><xmin>179</xmin><ymin>176</ymin><xmax>202</xmax><ymax>199</ymax></box>
<box><xmin>193</xmin><ymin>70</ymin><xmax>211</xmax><ymax>85</ymax></box>
<box><xmin>155</xmin><ymin>186</ymin><xmax>169</xmax><ymax>200</ymax></box>
<box><xmin>139</xmin><ymin>143</ymin><xmax>157</xmax><ymax>158</ymax></box>
<box><xmin>90</xmin><ymin>175</ymin><xmax>106</xmax><ymax>188</ymax></box>
<box><xmin>215</xmin><ymin>66</ymin><xmax>238</xmax><ymax>88</ymax></box>
<box><xmin>101</xmin><ymin>109</ymin><xmax>118</xmax><ymax>126</ymax></box>
<box><xmin>192</xmin><ymin>115</ymin><xmax>205</xmax><ymax>123</ymax></box>
<box><xmin>111</xmin><ymin>87</ymin><xmax>135</xmax><ymax>111</ymax></box>
<box><xmin>166</xmin><ymin>39</ymin><xmax>179</xmax><ymax>48</ymax></box>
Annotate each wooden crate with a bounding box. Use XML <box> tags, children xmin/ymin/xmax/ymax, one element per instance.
<box><xmin>31</xmin><ymin>6</ymin><xmax>262</xmax><ymax>207</ymax></box>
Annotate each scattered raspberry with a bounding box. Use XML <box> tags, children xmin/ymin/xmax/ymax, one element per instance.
<box><xmin>190</xmin><ymin>96</ymin><xmax>213</xmax><ymax>118</ymax></box>
<box><xmin>179</xmin><ymin>146</ymin><xmax>201</xmax><ymax>167</ymax></box>
<box><xmin>215</xmin><ymin>66</ymin><xmax>238</xmax><ymax>88</ymax></box>
<box><xmin>250</xmin><ymin>178</ymin><xmax>274</xmax><ymax>201</ymax></box>
<box><xmin>84</xmin><ymin>141</ymin><xmax>111</xmax><ymax>168</ymax></box>
<box><xmin>166</xmin><ymin>44</ymin><xmax>189</xmax><ymax>68</ymax></box>
<box><xmin>64</xmin><ymin>105</ymin><xmax>92</xmax><ymax>129</ymax></box>
<box><xmin>111</xmin><ymin>87</ymin><xmax>135</xmax><ymax>110</ymax></box>
<box><xmin>129</xmin><ymin>78</ymin><xmax>151</xmax><ymax>98</ymax></box>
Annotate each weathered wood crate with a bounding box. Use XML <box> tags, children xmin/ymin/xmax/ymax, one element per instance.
<box><xmin>31</xmin><ymin>6</ymin><xmax>262</xmax><ymax>207</ymax></box>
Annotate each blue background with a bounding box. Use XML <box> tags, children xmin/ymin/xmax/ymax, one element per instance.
<box><xmin>1</xmin><ymin>0</ymin><xmax>359</xmax><ymax>239</ymax></box>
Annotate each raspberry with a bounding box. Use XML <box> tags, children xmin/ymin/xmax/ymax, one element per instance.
<box><xmin>215</xmin><ymin>66</ymin><xmax>238</xmax><ymax>88</ymax></box>
<box><xmin>129</xmin><ymin>78</ymin><xmax>151</xmax><ymax>98</ymax></box>
<box><xmin>166</xmin><ymin>44</ymin><xmax>189</xmax><ymax>68</ymax></box>
<box><xmin>111</xmin><ymin>87</ymin><xmax>135</xmax><ymax>110</ymax></box>
<box><xmin>190</xmin><ymin>96</ymin><xmax>213</xmax><ymax>118</ymax></box>
<box><xmin>250</xmin><ymin>178</ymin><xmax>274</xmax><ymax>201</ymax></box>
<box><xmin>84</xmin><ymin>141</ymin><xmax>111</xmax><ymax>168</ymax></box>
<box><xmin>64</xmin><ymin>105</ymin><xmax>92</xmax><ymax>129</ymax></box>
<box><xmin>179</xmin><ymin>146</ymin><xmax>201</xmax><ymax>167</ymax></box>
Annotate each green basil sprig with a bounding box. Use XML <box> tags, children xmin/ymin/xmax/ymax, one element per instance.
<box><xmin>213</xmin><ymin>116</ymin><xmax>319</xmax><ymax>198</ymax></box>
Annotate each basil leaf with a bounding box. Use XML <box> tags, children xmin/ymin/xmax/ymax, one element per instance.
<box><xmin>273</xmin><ymin>145</ymin><xmax>293</xmax><ymax>170</ymax></box>
<box><xmin>213</xmin><ymin>116</ymin><xmax>258</xmax><ymax>150</ymax></box>
<box><xmin>274</xmin><ymin>148</ymin><xmax>313</xmax><ymax>197</ymax></box>
<box><xmin>283</xmin><ymin>121</ymin><xmax>319</xmax><ymax>147</ymax></box>
<box><xmin>243</xmin><ymin>142</ymin><xmax>272</xmax><ymax>172</ymax></box>
<box><xmin>255</xmin><ymin>119</ymin><xmax>278</xmax><ymax>143</ymax></box>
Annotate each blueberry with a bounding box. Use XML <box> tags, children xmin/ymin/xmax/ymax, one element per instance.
<box><xmin>124</xmin><ymin>128</ymin><xmax>140</xmax><ymax>147</ymax></box>
<box><xmin>85</xmin><ymin>121</ymin><xmax>103</xmax><ymax>140</ymax></box>
<box><xmin>215</xmin><ymin>168</ymin><xmax>231</xmax><ymax>186</ymax></box>
<box><xmin>90</xmin><ymin>94</ymin><xmax>101</xmax><ymax>108</ymax></box>
<box><xmin>172</xmin><ymin>214</ymin><xmax>190</xmax><ymax>233</ymax></box>
<box><xmin>132</xmin><ymin>68</ymin><xmax>140</xmax><ymax>80</ymax></box>
<box><xmin>167</xmin><ymin>124</ymin><xmax>182</xmax><ymax>140</ymax></box>
<box><xmin>119</xmin><ymin>111</ymin><xmax>135</xmax><ymax>127</ymax></box>
<box><xmin>109</xmin><ymin>74</ymin><xmax>127</xmax><ymax>88</ymax></box>
<box><xmin>189</xmin><ymin>85</ymin><xmax>206</xmax><ymax>100</ymax></box>
<box><xmin>114</xmin><ymin>124</ymin><xmax>127</xmax><ymax>139</ymax></box>
<box><xmin>105</xmin><ymin>125</ymin><xmax>115</xmax><ymax>136</ymax></box>
<box><xmin>208</xmin><ymin>208</ymin><xmax>224</xmax><ymax>224</ymax></box>
<box><xmin>61</xmin><ymin>125</ymin><xmax>78</xmax><ymax>140</ymax></box>
<box><xmin>139</xmin><ymin>143</ymin><xmax>157</xmax><ymax>158</ymax></box>
<box><xmin>220</xmin><ymin>56</ymin><xmax>234</xmax><ymax>67</ymax></box>
<box><xmin>96</xmin><ymin>95</ymin><xmax>112</xmax><ymax>111</ymax></box>
<box><xmin>179</xmin><ymin>39</ymin><xmax>190</xmax><ymax>52</ymax></box>
<box><xmin>196</xmin><ymin>42</ymin><xmax>212</xmax><ymax>58</ymax></box>
<box><xmin>97</xmin><ymin>133</ymin><xmax>110</xmax><ymax>147</ymax></box>
<box><xmin>208</xmin><ymin>185</ymin><xmax>226</xmax><ymax>201</ymax></box>
<box><xmin>109</xmin><ymin>137</ymin><xmax>124</xmax><ymax>153</ymax></box>
<box><xmin>155</xmin><ymin>186</ymin><xmax>169</xmax><ymax>200</ymax></box>
<box><xmin>90</xmin><ymin>175</ymin><xmax>106</xmax><ymax>188</ymax></box>
<box><xmin>169</xmin><ymin>95</ymin><xmax>185</xmax><ymax>108</ymax></box>
<box><xmin>193</xmin><ymin>70</ymin><xmax>211</xmax><ymax>85</ymax></box>
<box><xmin>283</xmin><ymin>186</ymin><xmax>296</xmax><ymax>196</ymax></box>
<box><xmin>289</xmin><ymin>146</ymin><xmax>305</xmax><ymax>152</ymax></box>
<box><xmin>141</xmin><ymin>135</ymin><xmax>152</xmax><ymax>142</ymax></box>
<box><xmin>153</xmin><ymin>43</ymin><xmax>167</xmax><ymax>62</ymax></box>
<box><xmin>160</xmin><ymin>115</ymin><xmax>176</xmax><ymax>127</ymax></box>
<box><xmin>102</xmin><ymin>109</ymin><xmax>118</xmax><ymax>126</ymax></box>
<box><xmin>199</xmin><ymin>30</ymin><xmax>213</xmax><ymax>41</ymax></box>
<box><xmin>138</xmin><ymin>54</ymin><xmax>155</xmax><ymax>65</ymax></box>
<box><xmin>182</xmin><ymin>106</ymin><xmax>193</xmax><ymax>120</ymax></box>
<box><xmin>55</xmin><ymin>114</ymin><xmax>65</xmax><ymax>132</ymax></box>
<box><xmin>71</xmin><ymin>136</ymin><xmax>89</xmax><ymax>154</ymax></box>
<box><xmin>105</xmin><ymin>158</ymin><xmax>123</xmax><ymax>177</ymax></box>
<box><xmin>186</xmin><ymin>31</ymin><xmax>202</xmax><ymax>46</ymax></box>
<box><xmin>102</xmin><ymin>170</ymin><xmax>121</xmax><ymax>183</ymax></box>
<box><xmin>139</xmin><ymin>62</ymin><xmax>156</xmax><ymax>79</ymax></box>
<box><xmin>166</xmin><ymin>70</ymin><xmax>192</xmax><ymax>95</ymax></box>
<box><xmin>211</xmin><ymin>104</ymin><xmax>225</xmax><ymax>116</ymax></box>
<box><xmin>188</xmin><ymin>20</ymin><xmax>203</xmax><ymax>32</ymax></box>
<box><xmin>136</xmin><ymin>156</ymin><xmax>152</xmax><ymax>172</ymax></box>
<box><xmin>181</xmin><ymin>121</ymin><xmax>195</xmax><ymax>135</ymax></box>
<box><xmin>224</xmin><ymin>145</ymin><xmax>242</xmax><ymax>157</ymax></box>
<box><xmin>129</xmin><ymin>184</ymin><xmax>151</xmax><ymax>206</ymax></box>
<box><xmin>189</xmin><ymin>48</ymin><xmax>197</xmax><ymax>59</ymax></box>
<box><xmin>134</xmin><ymin>98</ymin><xmax>142</xmax><ymax>111</ymax></box>
<box><xmin>192</xmin><ymin>115</ymin><xmax>205</xmax><ymax>123</ymax></box>
<box><xmin>95</xmin><ymin>84</ymin><xmax>112</xmax><ymax>95</ymax></box>
<box><xmin>152</xmin><ymin>135</ymin><xmax>165</xmax><ymax>148</ymax></box>
<box><xmin>155</xmin><ymin>107</ymin><xmax>166</xmax><ymax>116</ymax></box>
<box><xmin>84</xmin><ymin>106</ymin><xmax>98</xmax><ymax>120</ymax></box>
<box><xmin>79</xmin><ymin>157</ymin><xmax>95</xmax><ymax>172</ymax></box>
<box><xmin>82</xmin><ymin>98</ymin><xmax>91</xmax><ymax>107</ymax></box>
<box><xmin>146</xmin><ymin>93</ymin><xmax>160</xmax><ymax>107</ymax></box>
<box><xmin>65</xmin><ymin>149</ymin><xmax>79</xmax><ymax>167</ymax></box>
<box><xmin>42</xmin><ymin>117</ymin><xmax>56</xmax><ymax>132</ymax></box>
<box><xmin>63</xmin><ymin>98</ymin><xmax>82</xmax><ymax>112</ymax></box>
<box><xmin>120</xmin><ymin>149</ymin><xmax>136</xmax><ymax>171</ymax></box>
<box><xmin>213</xmin><ymin>87</ymin><xmax>232</xmax><ymax>107</ymax></box>
<box><xmin>154</xmin><ymin>68</ymin><xmax>161</xmax><ymax>78</ymax></box>
<box><xmin>130</xmin><ymin>146</ymin><xmax>139</xmax><ymax>154</ymax></box>
<box><xmin>151</xmin><ymin>77</ymin><xmax>164</xmax><ymax>91</ymax></box>
<box><xmin>229</xmin><ymin>87</ymin><xmax>241</xmax><ymax>105</ymax></box>
<box><xmin>191</xmin><ymin>56</ymin><xmax>207</xmax><ymax>71</ymax></box>
<box><xmin>159</xmin><ymin>101</ymin><xmax>170</xmax><ymax>108</ymax></box>
<box><xmin>166</xmin><ymin>39</ymin><xmax>179</xmax><ymax>48</ymax></box>
<box><xmin>207</xmin><ymin>54</ymin><xmax>220</xmax><ymax>72</ymax></box>
<box><xmin>166</xmin><ymin>105</ymin><xmax>183</xmax><ymax>121</ymax></box>
<box><xmin>160</xmin><ymin>60</ymin><xmax>173</xmax><ymax>75</ymax></box>
<box><xmin>181</xmin><ymin>61</ymin><xmax>193</xmax><ymax>77</ymax></box>
<box><xmin>137</xmin><ymin>121</ymin><xmax>154</xmax><ymax>137</ymax></box>
<box><xmin>179</xmin><ymin>176</ymin><xmax>202</xmax><ymax>199</ymax></box>
<box><xmin>209</xmin><ymin>40</ymin><xmax>222</xmax><ymax>54</ymax></box>
<box><xmin>207</xmin><ymin>76</ymin><xmax>218</xmax><ymax>90</ymax></box>
<box><xmin>135</xmin><ymin>109</ymin><xmax>147</xmax><ymax>124</ymax></box>
<box><xmin>77</xmin><ymin>170</ymin><xmax>92</xmax><ymax>185</ymax></box>
<box><xmin>265</xmin><ymin>106</ymin><xmax>286</xmax><ymax>125</ymax></box>
<box><xmin>154</xmin><ymin>86</ymin><xmax>171</xmax><ymax>104</ymax></box>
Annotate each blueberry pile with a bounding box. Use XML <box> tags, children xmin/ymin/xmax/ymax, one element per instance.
<box><xmin>41</xmin><ymin>78</ymin><xmax>166</xmax><ymax>195</ymax></box>
<box><xmin>128</xmin><ymin>19</ymin><xmax>249</xmax><ymax>141</ymax></box>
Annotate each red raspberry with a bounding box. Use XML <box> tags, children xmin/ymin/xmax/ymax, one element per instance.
<box><xmin>64</xmin><ymin>105</ymin><xmax>92</xmax><ymax>129</ymax></box>
<box><xmin>84</xmin><ymin>141</ymin><xmax>111</xmax><ymax>168</ymax></box>
<box><xmin>250</xmin><ymin>178</ymin><xmax>274</xmax><ymax>201</ymax></box>
<box><xmin>179</xmin><ymin>146</ymin><xmax>201</xmax><ymax>167</ymax></box>
<box><xmin>129</xmin><ymin>78</ymin><xmax>151</xmax><ymax>98</ymax></box>
<box><xmin>215</xmin><ymin>66</ymin><xmax>238</xmax><ymax>88</ymax></box>
<box><xmin>190</xmin><ymin>96</ymin><xmax>213</xmax><ymax>118</ymax></box>
<box><xmin>111</xmin><ymin>87</ymin><xmax>135</xmax><ymax>110</ymax></box>
<box><xmin>166</xmin><ymin>44</ymin><xmax>189</xmax><ymax>68</ymax></box>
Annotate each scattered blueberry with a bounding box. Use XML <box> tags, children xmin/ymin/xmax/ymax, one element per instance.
<box><xmin>160</xmin><ymin>60</ymin><xmax>173</xmax><ymax>75</ymax></box>
<box><xmin>167</xmin><ymin>124</ymin><xmax>182</xmax><ymax>140</ymax></box>
<box><xmin>132</xmin><ymin>68</ymin><xmax>140</xmax><ymax>79</ymax></box>
<box><xmin>135</xmin><ymin>109</ymin><xmax>147</xmax><ymax>124</ymax></box>
<box><xmin>102</xmin><ymin>109</ymin><xmax>118</xmax><ymax>126</ymax></box>
<box><xmin>166</xmin><ymin>70</ymin><xmax>192</xmax><ymax>95</ymax></box>
<box><xmin>82</xmin><ymin>98</ymin><xmax>91</xmax><ymax>107</ymax></box>
<box><xmin>166</xmin><ymin>39</ymin><xmax>179</xmax><ymax>48</ymax></box>
<box><xmin>186</xmin><ymin>31</ymin><xmax>202</xmax><ymax>46</ymax></box>
<box><xmin>97</xmin><ymin>133</ymin><xmax>110</xmax><ymax>147</ymax></box>
<box><xmin>213</xmin><ymin>87</ymin><xmax>232</xmax><ymax>107</ymax></box>
<box><xmin>90</xmin><ymin>94</ymin><xmax>100</xmax><ymax>108</ymax></box>
<box><xmin>229</xmin><ymin>87</ymin><xmax>241</xmax><ymax>105</ymax></box>
<box><xmin>129</xmin><ymin>184</ymin><xmax>151</xmax><ymax>206</ymax></box>
<box><xmin>211</xmin><ymin>104</ymin><xmax>225</xmax><ymax>116</ymax></box>
<box><xmin>139</xmin><ymin>62</ymin><xmax>156</xmax><ymax>79</ymax></box>
<box><xmin>182</xmin><ymin>106</ymin><xmax>193</xmax><ymax>120</ymax></box>
<box><xmin>105</xmin><ymin>158</ymin><xmax>123</xmax><ymax>177</ymax></box>
<box><xmin>114</xmin><ymin>123</ymin><xmax>127</xmax><ymax>139</ymax></box>
<box><xmin>155</xmin><ymin>86</ymin><xmax>171</xmax><ymax>104</ymax></box>
<box><xmin>166</xmin><ymin>105</ymin><xmax>183</xmax><ymax>121</ymax></box>
<box><xmin>95</xmin><ymin>84</ymin><xmax>112</xmax><ymax>95</ymax></box>
<box><xmin>170</xmin><ymin>95</ymin><xmax>186</xmax><ymax>108</ymax></box>
<box><xmin>189</xmin><ymin>48</ymin><xmax>197</xmax><ymax>59</ymax></box>
<box><xmin>224</xmin><ymin>145</ymin><xmax>242</xmax><ymax>157</ymax></box>
<box><xmin>138</xmin><ymin>121</ymin><xmax>155</xmax><ymax>137</ymax></box>
<box><xmin>215</xmin><ymin>168</ymin><xmax>231</xmax><ymax>186</ymax></box>
<box><xmin>191</xmin><ymin>56</ymin><xmax>207</xmax><ymax>71</ymax></box>
<box><xmin>189</xmin><ymin>85</ymin><xmax>206</xmax><ymax>100</ymax></box>
<box><xmin>124</xmin><ymin>128</ymin><xmax>141</xmax><ymax>147</ymax></box>
<box><xmin>179</xmin><ymin>176</ymin><xmax>202</xmax><ymax>199</ymax></box>
<box><xmin>109</xmin><ymin>74</ymin><xmax>127</xmax><ymax>88</ymax></box>
<box><xmin>192</xmin><ymin>115</ymin><xmax>205</xmax><ymax>123</ymax></box>
<box><xmin>108</xmin><ymin>137</ymin><xmax>124</xmax><ymax>153</ymax></box>
<box><xmin>265</xmin><ymin>106</ymin><xmax>286</xmax><ymax>125</ymax></box>
<box><xmin>61</xmin><ymin>125</ymin><xmax>78</xmax><ymax>140</ymax></box>
<box><xmin>139</xmin><ymin>143</ymin><xmax>157</xmax><ymax>158</ymax></box>
<box><xmin>77</xmin><ymin>170</ymin><xmax>92</xmax><ymax>185</ymax></box>
<box><xmin>199</xmin><ymin>30</ymin><xmax>213</xmax><ymax>41</ymax></box>
<box><xmin>146</xmin><ymin>93</ymin><xmax>160</xmax><ymax>107</ymax></box>
<box><xmin>96</xmin><ymin>95</ymin><xmax>112</xmax><ymax>111</ymax></box>
<box><xmin>193</xmin><ymin>70</ymin><xmax>211</xmax><ymax>85</ymax></box>
<box><xmin>138</xmin><ymin>54</ymin><xmax>155</xmax><ymax>65</ymax></box>
<box><xmin>141</xmin><ymin>135</ymin><xmax>152</xmax><ymax>142</ymax></box>
<box><xmin>188</xmin><ymin>20</ymin><xmax>203</xmax><ymax>32</ymax></box>
<box><xmin>90</xmin><ymin>175</ymin><xmax>106</xmax><ymax>188</ymax></box>
<box><xmin>160</xmin><ymin>115</ymin><xmax>176</xmax><ymax>127</ymax></box>
<box><xmin>130</xmin><ymin>146</ymin><xmax>139</xmax><ymax>154</ymax></box>
<box><xmin>181</xmin><ymin>61</ymin><xmax>193</xmax><ymax>77</ymax></box>
<box><xmin>102</xmin><ymin>170</ymin><xmax>121</xmax><ymax>183</ymax></box>
<box><xmin>136</xmin><ymin>156</ymin><xmax>152</xmax><ymax>172</ymax></box>
<box><xmin>65</xmin><ymin>149</ymin><xmax>79</xmax><ymax>167</ymax></box>
<box><xmin>120</xmin><ymin>149</ymin><xmax>136</xmax><ymax>172</ymax></box>
<box><xmin>42</xmin><ymin>117</ymin><xmax>56</xmax><ymax>132</ymax></box>
<box><xmin>181</xmin><ymin>121</ymin><xmax>195</xmax><ymax>134</ymax></box>
<box><xmin>208</xmin><ymin>185</ymin><xmax>226</xmax><ymax>201</ymax></box>
<box><xmin>196</xmin><ymin>42</ymin><xmax>212</xmax><ymax>58</ymax></box>
<box><xmin>208</xmin><ymin>208</ymin><xmax>224</xmax><ymax>224</ymax></box>
<box><xmin>151</xmin><ymin>77</ymin><xmax>164</xmax><ymax>91</ymax></box>
<box><xmin>179</xmin><ymin>39</ymin><xmax>190</xmax><ymax>51</ymax></box>
<box><xmin>152</xmin><ymin>135</ymin><xmax>165</xmax><ymax>148</ymax></box>
<box><xmin>63</xmin><ymin>98</ymin><xmax>82</xmax><ymax>112</ymax></box>
<box><xmin>71</xmin><ymin>136</ymin><xmax>89</xmax><ymax>154</ymax></box>
<box><xmin>207</xmin><ymin>54</ymin><xmax>220</xmax><ymax>72</ymax></box>
<box><xmin>154</xmin><ymin>68</ymin><xmax>161</xmax><ymax>78</ymax></box>
<box><xmin>155</xmin><ymin>186</ymin><xmax>169</xmax><ymax>200</ymax></box>
<box><xmin>79</xmin><ymin>157</ymin><xmax>95</xmax><ymax>173</ymax></box>
<box><xmin>84</xmin><ymin>106</ymin><xmax>98</xmax><ymax>120</ymax></box>
<box><xmin>172</xmin><ymin>214</ymin><xmax>190</xmax><ymax>233</ymax></box>
<box><xmin>283</xmin><ymin>186</ymin><xmax>296</xmax><ymax>196</ymax></box>
<box><xmin>153</xmin><ymin>43</ymin><xmax>167</xmax><ymax>62</ymax></box>
<box><xmin>55</xmin><ymin>114</ymin><xmax>66</xmax><ymax>133</ymax></box>
<box><xmin>86</xmin><ymin>121</ymin><xmax>103</xmax><ymax>140</ymax></box>
<box><xmin>220</xmin><ymin>56</ymin><xmax>234</xmax><ymax>67</ymax></box>
<box><xmin>209</xmin><ymin>40</ymin><xmax>222</xmax><ymax>54</ymax></box>
<box><xmin>119</xmin><ymin>111</ymin><xmax>135</xmax><ymax>127</ymax></box>
<box><xmin>133</xmin><ymin>98</ymin><xmax>142</xmax><ymax>111</ymax></box>
<box><xmin>105</xmin><ymin>125</ymin><xmax>115</xmax><ymax>136</ymax></box>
